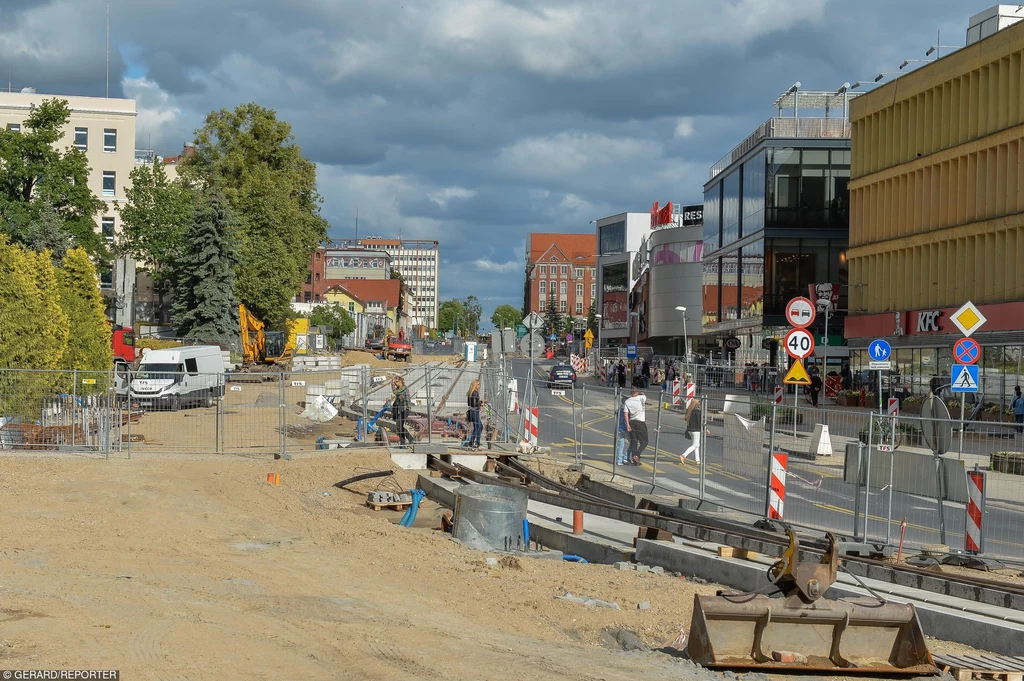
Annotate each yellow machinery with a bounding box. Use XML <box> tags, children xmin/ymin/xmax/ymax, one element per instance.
<box><xmin>239</xmin><ymin>304</ymin><xmax>267</xmax><ymax>364</ymax></box>
<box><xmin>688</xmin><ymin>530</ymin><xmax>936</xmax><ymax>674</ymax></box>
<box><xmin>239</xmin><ymin>305</ymin><xmax>307</xmax><ymax>365</ymax></box>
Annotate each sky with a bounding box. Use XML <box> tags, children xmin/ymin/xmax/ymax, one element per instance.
<box><xmin>0</xmin><ymin>0</ymin><xmax>988</xmax><ymax>324</ymax></box>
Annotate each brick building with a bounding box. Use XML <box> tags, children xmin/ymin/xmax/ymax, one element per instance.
<box><xmin>523</xmin><ymin>233</ymin><xmax>597</xmax><ymax>319</ymax></box>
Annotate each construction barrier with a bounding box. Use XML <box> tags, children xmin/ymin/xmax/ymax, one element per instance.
<box><xmin>569</xmin><ymin>354</ymin><xmax>586</xmax><ymax>375</ymax></box>
<box><xmin>966</xmin><ymin>468</ymin><xmax>985</xmax><ymax>554</ymax></box>
<box><xmin>672</xmin><ymin>380</ymin><xmax>681</xmax><ymax>406</ymax></box>
<box><xmin>768</xmin><ymin>452</ymin><xmax>787</xmax><ymax>520</ymax></box>
<box><xmin>523</xmin><ymin>407</ymin><xmax>539</xmax><ymax>447</ymax></box>
<box><xmin>686</xmin><ymin>382</ymin><xmax>695</xmax><ymax>401</ymax></box>
<box><xmin>774</xmin><ymin>386</ymin><xmax>784</xmax><ymax>405</ymax></box>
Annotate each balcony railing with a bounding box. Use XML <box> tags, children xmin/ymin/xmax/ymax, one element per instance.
<box><xmin>709</xmin><ymin>117</ymin><xmax>851</xmax><ymax>181</ymax></box>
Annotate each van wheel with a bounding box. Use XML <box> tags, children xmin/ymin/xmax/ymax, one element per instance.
<box><xmin>169</xmin><ymin>395</ymin><xmax>180</xmax><ymax>412</ymax></box>
<box><xmin>204</xmin><ymin>392</ymin><xmax>215</xmax><ymax>408</ymax></box>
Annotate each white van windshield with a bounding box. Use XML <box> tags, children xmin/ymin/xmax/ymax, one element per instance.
<box><xmin>136</xmin><ymin>363</ymin><xmax>182</xmax><ymax>380</ymax></box>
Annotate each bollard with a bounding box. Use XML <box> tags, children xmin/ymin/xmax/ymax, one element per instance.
<box><xmin>966</xmin><ymin>464</ymin><xmax>985</xmax><ymax>554</ymax></box>
<box><xmin>572</xmin><ymin>509</ymin><xmax>584</xmax><ymax>534</ymax></box>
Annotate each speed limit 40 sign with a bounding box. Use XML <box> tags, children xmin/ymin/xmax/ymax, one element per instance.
<box><xmin>784</xmin><ymin>328</ymin><xmax>815</xmax><ymax>359</ymax></box>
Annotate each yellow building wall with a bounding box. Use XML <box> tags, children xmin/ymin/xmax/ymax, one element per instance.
<box><xmin>323</xmin><ymin>290</ymin><xmax>364</xmax><ymax>315</ymax></box>
<box><xmin>847</xmin><ymin>20</ymin><xmax>1024</xmax><ymax>314</ymax></box>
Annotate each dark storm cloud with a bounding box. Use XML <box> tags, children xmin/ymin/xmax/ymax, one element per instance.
<box><xmin>0</xmin><ymin>0</ymin><xmax>993</xmax><ymax>323</ymax></box>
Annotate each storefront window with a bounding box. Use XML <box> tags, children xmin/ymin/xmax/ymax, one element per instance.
<box><xmin>721</xmin><ymin>251</ymin><xmax>740</xmax><ymax>321</ymax></box>
<box><xmin>742</xmin><ymin>150</ymin><xmax>766</xmax><ymax>237</ymax></box>
<box><xmin>830</xmin><ymin>150</ymin><xmax>851</xmax><ymax>227</ymax></box>
<box><xmin>741</xmin><ymin>241</ymin><xmax>764</xmax><ymax>321</ymax></box>
<box><xmin>601</xmin><ymin>262</ymin><xmax>628</xmax><ymax>330</ymax></box>
<box><xmin>702</xmin><ymin>258</ymin><xmax>720</xmax><ymax>325</ymax></box>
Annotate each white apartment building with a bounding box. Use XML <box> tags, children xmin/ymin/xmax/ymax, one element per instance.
<box><xmin>327</xmin><ymin>237</ymin><xmax>440</xmax><ymax>330</ymax></box>
<box><xmin>0</xmin><ymin>89</ymin><xmax>142</xmax><ymax>287</ymax></box>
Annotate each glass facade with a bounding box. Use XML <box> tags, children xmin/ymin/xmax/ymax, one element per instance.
<box><xmin>599</xmin><ymin>221</ymin><xmax>626</xmax><ymax>255</ymax></box>
<box><xmin>703</xmin><ymin>185</ymin><xmax>721</xmax><ymax>252</ymax></box>
<box><xmin>601</xmin><ymin>262</ymin><xmax>629</xmax><ymax>330</ymax></box>
<box><xmin>742</xmin><ymin>150</ymin><xmax>766</xmax><ymax>236</ymax></box>
<box><xmin>651</xmin><ymin>240</ymin><xmax>702</xmax><ymax>266</ymax></box>
<box><xmin>722</xmin><ymin>171</ymin><xmax>740</xmax><ymax>245</ymax></box>
<box><xmin>740</xmin><ymin>240</ymin><xmax>765</xmax><ymax>322</ymax></box>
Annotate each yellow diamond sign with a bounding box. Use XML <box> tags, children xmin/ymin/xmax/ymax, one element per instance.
<box><xmin>950</xmin><ymin>300</ymin><xmax>987</xmax><ymax>337</ymax></box>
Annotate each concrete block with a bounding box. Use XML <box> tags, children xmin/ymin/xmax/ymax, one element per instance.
<box><xmin>614</xmin><ymin>561</ymin><xmax>633</xmax><ymax>571</ymax></box>
<box><xmin>390</xmin><ymin>452</ymin><xmax>427</xmax><ymax>470</ymax></box>
<box><xmin>809</xmin><ymin>424</ymin><xmax>833</xmax><ymax>457</ymax></box>
<box><xmin>637</xmin><ymin>601</ymin><xmax>651</xmax><ymax>610</ymax></box>
<box><xmin>650</xmin><ymin>566</ymin><xmax>665</xmax><ymax>575</ymax></box>
<box><xmin>413</xmin><ymin>443</ymin><xmax>448</xmax><ymax>455</ymax></box>
<box><xmin>445</xmin><ymin>454</ymin><xmax>487</xmax><ymax>471</ymax></box>
<box><xmin>635</xmin><ymin>564</ymin><xmax>651</xmax><ymax>573</ymax></box>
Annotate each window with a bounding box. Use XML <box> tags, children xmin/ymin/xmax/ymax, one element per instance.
<box><xmin>599</xmin><ymin>221</ymin><xmax>626</xmax><ymax>254</ymax></box>
<box><xmin>348</xmin><ymin>302</ymin><xmax>355</xmax><ymax>313</ymax></box>
<box><xmin>99</xmin><ymin>265</ymin><xmax>113</xmax><ymax>290</ymax></box>
<box><xmin>184</xmin><ymin>358</ymin><xmax>199</xmax><ymax>375</ymax></box>
<box><xmin>304</xmin><ymin>293</ymin><xmax>311</xmax><ymax>303</ymax></box>
<box><xmin>6</xmin><ymin>123</ymin><xmax>20</xmax><ymax>133</ymax></box>
<box><xmin>560</xmin><ymin>300</ymin><xmax>567</xmax><ymax>313</ymax></box>
<box><xmin>560</xmin><ymin>281</ymin><xmax>567</xmax><ymax>295</ymax></box>
<box><xmin>102</xmin><ymin>171</ymin><xmax>115</xmax><ymax>197</ymax></box>
<box><xmin>539</xmin><ymin>281</ymin><xmax>547</xmax><ymax>295</ymax></box>
<box><xmin>101</xmin><ymin>216</ymin><xmax>114</xmax><ymax>242</ymax></box>
<box><xmin>576</xmin><ymin>302</ymin><xmax>584</xmax><ymax>315</ymax></box>
<box><xmin>103</xmin><ymin>128</ymin><xmax>117</xmax><ymax>152</ymax></box>
<box><xmin>560</xmin><ymin>265</ymin><xmax>567</xmax><ymax>275</ymax></box>
<box><xmin>575</xmin><ymin>268</ymin><xmax>583</xmax><ymax>278</ymax></box>
<box><xmin>539</xmin><ymin>265</ymin><xmax>546</xmax><ymax>275</ymax></box>
<box><xmin>591</xmin><ymin>283</ymin><xmax>596</xmax><ymax>297</ymax></box>
<box><xmin>576</xmin><ymin>283</ymin><xmax>583</xmax><ymax>297</ymax></box>
<box><xmin>549</xmin><ymin>280</ymin><xmax>554</xmax><ymax>293</ymax></box>
<box><xmin>74</xmin><ymin>127</ymin><xmax>88</xmax><ymax>151</ymax></box>
<box><xmin>314</xmin><ymin>272</ymin><xmax>320</xmax><ymax>282</ymax></box>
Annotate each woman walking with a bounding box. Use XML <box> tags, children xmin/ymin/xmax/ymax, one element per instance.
<box><xmin>680</xmin><ymin>398</ymin><xmax>702</xmax><ymax>464</ymax></box>
<box><xmin>390</xmin><ymin>376</ymin><xmax>414</xmax><ymax>445</ymax></box>
<box><xmin>466</xmin><ymin>379</ymin><xmax>484</xmax><ymax>450</ymax></box>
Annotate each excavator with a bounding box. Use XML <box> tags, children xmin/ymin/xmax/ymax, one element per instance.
<box><xmin>688</xmin><ymin>530</ymin><xmax>936</xmax><ymax>674</ymax></box>
<box><xmin>239</xmin><ymin>304</ymin><xmax>309</xmax><ymax>366</ymax></box>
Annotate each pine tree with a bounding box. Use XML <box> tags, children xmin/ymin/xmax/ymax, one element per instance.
<box><xmin>586</xmin><ymin>301</ymin><xmax>598</xmax><ymax>336</ymax></box>
<box><xmin>58</xmin><ymin>248</ymin><xmax>113</xmax><ymax>371</ymax></box>
<box><xmin>544</xmin><ymin>291</ymin><xmax>563</xmax><ymax>337</ymax></box>
<box><xmin>172</xmin><ymin>188</ymin><xmax>240</xmax><ymax>345</ymax></box>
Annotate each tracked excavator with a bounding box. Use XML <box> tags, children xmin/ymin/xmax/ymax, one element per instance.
<box><xmin>688</xmin><ymin>530</ymin><xmax>936</xmax><ymax>674</ymax></box>
<box><xmin>239</xmin><ymin>304</ymin><xmax>307</xmax><ymax>367</ymax></box>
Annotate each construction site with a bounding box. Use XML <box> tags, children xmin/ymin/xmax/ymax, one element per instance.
<box><xmin>1</xmin><ymin>348</ymin><xmax>1023</xmax><ymax>680</ymax></box>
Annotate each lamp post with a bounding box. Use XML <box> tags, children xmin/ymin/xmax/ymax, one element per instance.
<box><xmin>594</xmin><ymin>314</ymin><xmax>602</xmax><ymax>356</ymax></box>
<box><xmin>675</xmin><ymin>305</ymin><xmax>689</xmax><ymax>379</ymax></box>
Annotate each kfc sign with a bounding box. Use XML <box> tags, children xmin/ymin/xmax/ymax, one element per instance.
<box><xmin>916</xmin><ymin>310</ymin><xmax>943</xmax><ymax>333</ymax></box>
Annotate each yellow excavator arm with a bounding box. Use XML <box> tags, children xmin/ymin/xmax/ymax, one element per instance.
<box><xmin>239</xmin><ymin>304</ymin><xmax>267</xmax><ymax>364</ymax></box>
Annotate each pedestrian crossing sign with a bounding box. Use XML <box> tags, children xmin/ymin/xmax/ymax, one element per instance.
<box><xmin>783</xmin><ymin>359</ymin><xmax>812</xmax><ymax>385</ymax></box>
<box><xmin>951</xmin><ymin>363</ymin><xmax>979</xmax><ymax>393</ymax></box>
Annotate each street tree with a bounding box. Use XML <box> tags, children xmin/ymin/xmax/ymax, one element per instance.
<box><xmin>308</xmin><ymin>303</ymin><xmax>356</xmax><ymax>345</ymax></box>
<box><xmin>180</xmin><ymin>103</ymin><xmax>328</xmax><ymax>327</ymax></box>
<box><xmin>586</xmin><ymin>301</ymin><xmax>598</xmax><ymax>336</ymax></box>
<box><xmin>543</xmin><ymin>292</ymin><xmax>563</xmax><ymax>337</ymax></box>
<box><xmin>171</xmin><ymin>188</ymin><xmax>240</xmax><ymax>344</ymax></box>
<box><xmin>0</xmin><ymin>99</ymin><xmax>105</xmax><ymax>258</ymax></box>
<box><xmin>437</xmin><ymin>299</ymin><xmax>466</xmax><ymax>334</ymax></box>
<box><xmin>58</xmin><ymin>247</ymin><xmax>113</xmax><ymax>371</ymax></box>
<box><xmin>462</xmin><ymin>295</ymin><xmax>483</xmax><ymax>336</ymax></box>
<box><xmin>490</xmin><ymin>304</ymin><xmax>520</xmax><ymax>330</ymax></box>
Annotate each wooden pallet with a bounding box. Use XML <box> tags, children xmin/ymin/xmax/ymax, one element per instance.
<box><xmin>934</xmin><ymin>653</ymin><xmax>1024</xmax><ymax>681</ymax></box>
<box><xmin>717</xmin><ymin>546</ymin><xmax>760</xmax><ymax>560</ymax></box>
<box><xmin>366</xmin><ymin>501</ymin><xmax>412</xmax><ymax>512</ymax></box>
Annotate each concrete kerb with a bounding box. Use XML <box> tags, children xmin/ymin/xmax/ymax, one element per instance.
<box><xmin>633</xmin><ymin>538</ymin><xmax>1024</xmax><ymax>656</ymax></box>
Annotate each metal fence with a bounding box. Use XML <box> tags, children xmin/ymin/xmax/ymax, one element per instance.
<box><xmin>537</xmin><ymin>375</ymin><xmax>1024</xmax><ymax>564</ymax></box>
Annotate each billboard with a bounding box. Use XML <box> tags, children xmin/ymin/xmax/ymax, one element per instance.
<box><xmin>682</xmin><ymin>204</ymin><xmax>704</xmax><ymax>226</ymax></box>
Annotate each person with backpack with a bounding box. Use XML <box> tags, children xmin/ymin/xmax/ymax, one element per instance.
<box><xmin>390</xmin><ymin>376</ymin><xmax>414</xmax><ymax>445</ymax></box>
<box><xmin>681</xmin><ymin>398</ymin><xmax>702</xmax><ymax>464</ymax></box>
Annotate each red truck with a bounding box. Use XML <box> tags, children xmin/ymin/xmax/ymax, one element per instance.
<box><xmin>385</xmin><ymin>337</ymin><xmax>412</xmax><ymax>362</ymax></box>
<box><xmin>112</xmin><ymin>325</ymin><xmax>136</xmax><ymax>365</ymax></box>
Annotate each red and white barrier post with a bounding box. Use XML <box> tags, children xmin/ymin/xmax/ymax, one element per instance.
<box><xmin>774</xmin><ymin>386</ymin><xmax>784</xmax><ymax>405</ymax></box>
<box><xmin>672</xmin><ymin>379</ymin><xmax>681</xmax><ymax>406</ymax></box>
<box><xmin>965</xmin><ymin>465</ymin><xmax>985</xmax><ymax>554</ymax></box>
<box><xmin>767</xmin><ymin>452</ymin><xmax>787</xmax><ymax>519</ymax></box>
<box><xmin>686</xmin><ymin>382</ymin><xmax>695</xmax><ymax>402</ymax></box>
<box><xmin>523</xmin><ymin>407</ymin><xmax>539</xmax><ymax>447</ymax></box>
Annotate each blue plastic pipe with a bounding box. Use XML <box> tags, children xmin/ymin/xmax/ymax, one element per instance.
<box><xmin>563</xmin><ymin>554</ymin><xmax>589</xmax><ymax>563</ymax></box>
<box><xmin>400</xmin><ymin>489</ymin><xmax>426</xmax><ymax>527</ymax></box>
<box><xmin>522</xmin><ymin>519</ymin><xmax>530</xmax><ymax>549</ymax></box>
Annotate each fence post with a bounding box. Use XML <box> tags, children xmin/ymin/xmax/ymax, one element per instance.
<box><xmin>935</xmin><ymin>451</ymin><xmax>947</xmax><ymax>545</ymax></box>
<box><xmin>578</xmin><ymin>385</ymin><xmax>586</xmax><ymax>467</ymax></box>
<box><xmin>426</xmin><ymin>366</ymin><xmax>433</xmax><ymax>445</ymax></box>
<box><xmin>886</xmin><ymin>416</ymin><xmax>897</xmax><ymax>545</ymax></box>
<box><xmin>71</xmin><ymin>368</ymin><xmax>77</xmax><ymax>448</ymax></box>
<box><xmin>864</xmin><ymin>427</ymin><xmax>874</xmax><ymax>542</ymax></box>
<box><xmin>611</xmin><ymin>386</ymin><xmax>620</xmax><ymax>476</ymax></box>
<box><xmin>126</xmin><ymin>368</ymin><xmax>132</xmax><ymax>460</ymax></box>
<box><xmin>651</xmin><ymin>395</ymin><xmax>663</xmax><ymax>488</ymax></box>
<box><xmin>698</xmin><ymin>394</ymin><xmax>707</xmax><ymax>502</ymax></box>
<box><xmin>278</xmin><ymin>374</ymin><xmax>286</xmax><ymax>459</ymax></box>
<box><xmin>361</xmin><ymin>366</ymin><xmax>369</xmax><ymax>442</ymax></box>
<box><xmin>853</xmin><ymin>441</ymin><xmax>864</xmax><ymax>540</ymax></box>
<box><xmin>764</xmin><ymin>399</ymin><xmax>778</xmax><ymax>517</ymax></box>
<box><xmin>215</xmin><ymin>375</ymin><xmax>222</xmax><ymax>454</ymax></box>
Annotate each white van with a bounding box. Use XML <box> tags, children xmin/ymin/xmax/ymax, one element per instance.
<box><xmin>129</xmin><ymin>345</ymin><xmax>225</xmax><ymax>410</ymax></box>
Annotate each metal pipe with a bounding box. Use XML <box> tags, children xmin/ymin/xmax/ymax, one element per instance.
<box><xmin>853</xmin><ymin>441</ymin><xmax>864</xmax><ymax>540</ymax></box>
<box><xmin>578</xmin><ymin>385</ymin><xmax>586</xmax><ymax>466</ymax></box>
<box><xmin>651</xmin><ymin>395</ymin><xmax>663</xmax><ymax>488</ymax></box>
<box><xmin>864</xmin><ymin>430</ymin><xmax>873</xmax><ymax>542</ymax></box>
<box><xmin>611</xmin><ymin>386</ymin><xmax>620</xmax><ymax>477</ymax></box>
<box><xmin>886</xmin><ymin>426</ymin><xmax>896</xmax><ymax>545</ymax></box>
<box><xmin>71</xmin><ymin>368</ymin><xmax>77</xmax><ymax>448</ymax></box>
<box><xmin>958</xmin><ymin>392</ymin><xmax>966</xmax><ymax>461</ymax></box>
<box><xmin>698</xmin><ymin>394</ymin><xmax>707</xmax><ymax>501</ymax></box>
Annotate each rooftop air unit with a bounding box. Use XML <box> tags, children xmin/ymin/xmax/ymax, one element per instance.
<box><xmin>967</xmin><ymin>5</ymin><xmax>1024</xmax><ymax>45</ymax></box>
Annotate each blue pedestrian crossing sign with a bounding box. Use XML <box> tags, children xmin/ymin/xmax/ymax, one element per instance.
<box><xmin>868</xmin><ymin>339</ymin><xmax>892</xmax><ymax>361</ymax></box>
<box><xmin>549</xmin><ymin>333</ymin><xmax>557</xmax><ymax>341</ymax></box>
<box><xmin>951</xmin><ymin>364</ymin><xmax>979</xmax><ymax>393</ymax></box>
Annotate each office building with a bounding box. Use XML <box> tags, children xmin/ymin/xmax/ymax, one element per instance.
<box><xmin>701</xmin><ymin>85</ymin><xmax>858</xmax><ymax>364</ymax></box>
<box><xmin>524</xmin><ymin>233</ymin><xmax>597</xmax><ymax>323</ymax></box>
<box><xmin>844</xmin><ymin>7</ymin><xmax>1024</xmax><ymax>393</ymax></box>
<box><xmin>594</xmin><ymin>212</ymin><xmax>653</xmax><ymax>347</ymax></box>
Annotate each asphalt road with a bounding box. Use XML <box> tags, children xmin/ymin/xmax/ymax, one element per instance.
<box><xmin>507</xmin><ymin>358</ymin><xmax>1024</xmax><ymax>563</ymax></box>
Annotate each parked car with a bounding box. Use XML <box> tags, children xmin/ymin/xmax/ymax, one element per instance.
<box><xmin>548</xmin><ymin>364</ymin><xmax>577</xmax><ymax>389</ymax></box>
<box><xmin>365</xmin><ymin>337</ymin><xmax>385</xmax><ymax>351</ymax></box>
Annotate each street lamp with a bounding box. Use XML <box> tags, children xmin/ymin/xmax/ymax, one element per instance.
<box><xmin>899</xmin><ymin>59</ymin><xmax>929</xmax><ymax>70</ymax></box>
<box><xmin>674</xmin><ymin>305</ymin><xmax>690</xmax><ymax>377</ymax></box>
<box><xmin>594</xmin><ymin>313</ymin><xmax>602</xmax><ymax>357</ymax></box>
<box><xmin>926</xmin><ymin>44</ymin><xmax>960</xmax><ymax>57</ymax></box>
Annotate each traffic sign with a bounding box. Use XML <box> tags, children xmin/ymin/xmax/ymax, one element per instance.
<box><xmin>867</xmin><ymin>339</ymin><xmax>892</xmax><ymax>362</ymax></box>
<box><xmin>784</xmin><ymin>328</ymin><xmax>815</xmax><ymax>359</ymax></box>
<box><xmin>515</xmin><ymin>324</ymin><xmax>528</xmax><ymax>338</ymax></box>
<box><xmin>549</xmin><ymin>333</ymin><xmax>557</xmax><ymax>341</ymax></box>
<box><xmin>920</xmin><ymin>395</ymin><xmax>953</xmax><ymax>454</ymax></box>
<box><xmin>583</xmin><ymin>329</ymin><xmax>594</xmax><ymax>340</ymax></box>
<box><xmin>783</xmin><ymin>360</ymin><xmax>812</xmax><ymax>385</ymax></box>
<box><xmin>785</xmin><ymin>297</ymin><xmax>816</xmax><ymax>328</ymax></box>
<box><xmin>585</xmin><ymin>338</ymin><xmax>593</xmax><ymax>349</ymax></box>
<box><xmin>887</xmin><ymin>398</ymin><xmax>899</xmax><ymax>418</ymax></box>
<box><xmin>951</xmin><ymin>364</ymin><xmax>979</xmax><ymax>393</ymax></box>
<box><xmin>953</xmin><ymin>338</ymin><xmax>981</xmax><ymax>365</ymax></box>
<box><xmin>566</xmin><ymin>333</ymin><xmax>573</xmax><ymax>343</ymax></box>
<box><xmin>626</xmin><ymin>344</ymin><xmax>638</xmax><ymax>359</ymax></box>
<box><xmin>724</xmin><ymin>337</ymin><xmax>741</xmax><ymax>350</ymax></box>
<box><xmin>950</xmin><ymin>300</ymin><xmax>987</xmax><ymax>337</ymax></box>
<box><xmin>869</xmin><ymin>360</ymin><xmax>892</xmax><ymax>370</ymax></box>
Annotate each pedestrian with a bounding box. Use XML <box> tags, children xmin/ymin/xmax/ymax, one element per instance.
<box><xmin>615</xmin><ymin>396</ymin><xmax>631</xmax><ymax>465</ymax></box>
<box><xmin>641</xmin><ymin>358</ymin><xmax>651</xmax><ymax>389</ymax></box>
<box><xmin>841</xmin><ymin>362</ymin><xmax>853</xmax><ymax>391</ymax></box>
<box><xmin>1013</xmin><ymin>386</ymin><xmax>1024</xmax><ymax>435</ymax></box>
<box><xmin>810</xmin><ymin>367</ymin><xmax>823</xmax><ymax>408</ymax></box>
<box><xmin>617</xmin><ymin>360</ymin><xmax>626</xmax><ymax>389</ymax></box>
<box><xmin>624</xmin><ymin>387</ymin><xmax>648</xmax><ymax>465</ymax></box>
<box><xmin>465</xmin><ymin>378</ymin><xmax>484</xmax><ymax>450</ymax></box>
<box><xmin>680</xmin><ymin>398</ymin><xmax>702</xmax><ymax>465</ymax></box>
<box><xmin>390</xmin><ymin>376</ymin><xmax>414</xmax><ymax>445</ymax></box>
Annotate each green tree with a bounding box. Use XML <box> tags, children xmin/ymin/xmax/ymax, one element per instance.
<box><xmin>308</xmin><ymin>303</ymin><xmax>356</xmax><ymax>344</ymax></box>
<box><xmin>491</xmin><ymin>304</ymin><xmax>520</xmax><ymax>330</ymax></box>
<box><xmin>172</xmin><ymin>188</ymin><xmax>240</xmax><ymax>344</ymax></box>
<box><xmin>586</xmin><ymin>300</ymin><xmax>598</xmax><ymax>336</ymax></box>
<box><xmin>0</xmin><ymin>99</ymin><xmax>105</xmax><ymax>258</ymax></box>
<box><xmin>543</xmin><ymin>292</ymin><xmax>563</xmax><ymax>337</ymax></box>
<box><xmin>564</xmin><ymin>314</ymin><xmax>576</xmax><ymax>336</ymax></box>
<box><xmin>58</xmin><ymin>248</ymin><xmax>113</xmax><ymax>371</ymax></box>
<box><xmin>390</xmin><ymin>270</ymin><xmax>408</xmax><ymax>316</ymax></box>
<box><xmin>462</xmin><ymin>295</ymin><xmax>483</xmax><ymax>336</ymax></box>
<box><xmin>180</xmin><ymin>103</ymin><xmax>328</xmax><ymax>327</ymax></box>
<box><xmin>437</xmin><ymin>299</ymin><xmax>466</xmax><ymax>334</ymax></box>
<box><xmin>0</xmin><ymin>237</ymin><xmax>69</xmax><ymax>371</ymax></box>
<box><xmin>116</xmin><ymin>160</ymin><xmax>195</xmax><ymax>293</ymax></box>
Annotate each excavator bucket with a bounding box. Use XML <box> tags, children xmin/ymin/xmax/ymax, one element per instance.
<box><xmin>688</xmin><ymin>531</ymin><xmax>937</xmax><ymax>674</ymax></box>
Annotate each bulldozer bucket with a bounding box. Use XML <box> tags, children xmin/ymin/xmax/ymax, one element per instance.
<box><xmin>688</xmin><ymin>593</ymin><xmax>937</xmax><ymax>673</ymax></box>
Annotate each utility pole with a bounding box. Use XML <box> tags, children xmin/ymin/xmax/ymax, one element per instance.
<box><xmin>105</xmin><ymin>0</ymin><xmax>110</xmax><ymax>98</ymax></box>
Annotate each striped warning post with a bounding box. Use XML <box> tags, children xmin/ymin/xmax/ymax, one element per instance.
<box><xmin>686</xmin><ymin>382</ymin><xmax>695</xmax><ymax>401</ymax></box>
<box><xmin>966</xmin><ymin>468</ymin><xmax>985</xmax><ymax>554</ymax></box>
<box><xmin>672</xmin><ymin>380</ymin><xmax>681</xmax><ymax>406</ymax></box>
<box><xmin>768</xmin><ymin>452</ymin><xmax>787</xmax><ymax>520</ymax></box>
<box><xmin>774</xmin><ymin>386</ymin><xmax>784</xmax><ymax>405</ymax></box>
<box><xmin>523</xmin><ymin>407</ymin><xmax>539</xmax><ymax>447</ymax></box>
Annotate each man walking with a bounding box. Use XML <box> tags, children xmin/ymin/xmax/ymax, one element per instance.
<box><xmin>809</xmin><ymin>367</ymin><xmax>823</xmax><ymax>408</ymax></box>
<box><xmin>1013</xmin><ymin>385</ymin><xmax>1024</xmax><ymax>435</ymax></box>
<box><xmin>624</xmin><ymin>387</ymin><xmax>648</xmax><ymax>465</ymax></box>
<box><xmin>615</xmin><ymin>395</ymin><xmax>631</xmax><ymax>465</ymax></box>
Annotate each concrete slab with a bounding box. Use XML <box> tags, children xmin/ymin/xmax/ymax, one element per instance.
<box><xmin>390</xmin><ymin>452</ymin><xmax>427</xmax><ymax>470</ymax></box>
<box><xmin>413</xmin><ymin>443</ymin><xmax>448</xmax><ymax>455</ymax></box>
<box><xmin>443</xmin><ymin>453</ymin><xmax>488</xmax><ymax>471</ymax></box>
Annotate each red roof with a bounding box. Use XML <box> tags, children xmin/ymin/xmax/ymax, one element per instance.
<box><xmin>528</xmin><ymin>233</ymin><xmax>596</xmax><ymax>266</ymax></box>
<box><xmin>328</xmin><ymin>278</ymin><xmax>401</xmax><ymax>308</ymax></box>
